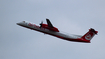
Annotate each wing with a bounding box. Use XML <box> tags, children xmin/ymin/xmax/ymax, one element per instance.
<box><xmin>46</xmin><ymin>19</ymin><xmax>54</xmax><ymax>28</ymax></box>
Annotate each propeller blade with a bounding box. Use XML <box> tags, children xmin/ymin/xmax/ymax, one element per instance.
<box><xmin>40</xmin><ymin>21</ymin><xmax>43</xmax><ymax>25</ymax></box>
<box><xmin>40</xmin><ymin>21</ymin><xmax>43</xmax><ymax>28</ymax></box>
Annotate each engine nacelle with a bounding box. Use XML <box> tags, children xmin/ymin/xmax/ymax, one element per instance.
<box><xmin>41</xmin><ymin>24</ymin><xmax>59</xmax><ymax>32</ymax></box>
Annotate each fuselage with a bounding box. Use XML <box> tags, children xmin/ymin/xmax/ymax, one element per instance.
<box><xmin>17</xmin><ymin>21</ymin><xmax>90</xmax><ymax>43</ymax></box>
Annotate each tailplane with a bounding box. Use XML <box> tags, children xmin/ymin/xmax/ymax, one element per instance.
<box><xmin>81</xmin><ymin>28</ymin><xmax>98</xmax><ymax>41</ymax></box>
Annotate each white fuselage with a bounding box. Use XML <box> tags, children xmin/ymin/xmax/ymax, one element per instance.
<box><xmin>17</xmin><ymin>21</ymin><xmax>82</xmax><ymax>42</ymax></box>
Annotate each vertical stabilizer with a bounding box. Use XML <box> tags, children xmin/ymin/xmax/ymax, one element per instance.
<box><xmin>81</xmin><ymin>28</ymin><xmax>98</xmax><ymax>41</ymax></box>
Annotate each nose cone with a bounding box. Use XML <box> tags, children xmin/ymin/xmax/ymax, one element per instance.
<box><xmin>17</xmin><ymin>23</ymin><xmax>21</xmax><ymax>25</ymax></box>
<box><xmin>17</xmin><ymin>22</ymin><xmax>23</xmax><ymax>26</ymax></box>
<box><xmin>17</xmin><ymin>21</ymin><xmax>26</xmax><ymax>25</ymax></box>
<box><xmin>17</xmin><ymin>23</ymin><xmax>19</xmax><ymax>25</ymax></box>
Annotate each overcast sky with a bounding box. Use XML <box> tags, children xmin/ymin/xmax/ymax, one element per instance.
<box><xmin>0</xmin><ymin>0</ymin><xmax>105</xmax><ymax>59</ymax></box>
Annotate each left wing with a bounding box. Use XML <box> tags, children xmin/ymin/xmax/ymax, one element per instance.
<box><xmin>46</xmin><ymin>19</ymin><xmax>54</xmax><ymax>28</ymax></box>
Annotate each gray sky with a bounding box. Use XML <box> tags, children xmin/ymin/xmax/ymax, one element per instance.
<box><xmin>0</xmin><ymin>0</ymin><xmax>105</xmax><ymax>59</ymax></box>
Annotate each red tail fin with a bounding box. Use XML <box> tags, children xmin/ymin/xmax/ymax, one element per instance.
<box><xmin>81</xmin><ymin>28</ymin><xmax>98</xmax><ymax>41</ymax></box>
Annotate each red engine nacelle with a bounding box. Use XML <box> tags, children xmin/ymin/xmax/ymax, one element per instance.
<box><xmin>41</xmin><ymin>24</ymin><xmax>59</xmax><ymax>32</ymax></box>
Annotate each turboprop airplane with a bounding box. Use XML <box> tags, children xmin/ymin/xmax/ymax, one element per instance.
<box><xmin>17</xmin><ymin>19</ymin><xmax>98</xmax><ymax>43</ymax></box>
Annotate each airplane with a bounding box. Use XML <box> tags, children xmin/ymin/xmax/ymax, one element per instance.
<box><xmin>17</xmin><ymin>19</ymin><xmax>98</xmax><ymax>43</ymax></box>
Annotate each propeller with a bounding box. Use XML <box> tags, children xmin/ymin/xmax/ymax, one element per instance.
<box><xmin>39</xmin><ymin>21</ymin><xmax>43</xmax><ymax>28</ymax></box>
